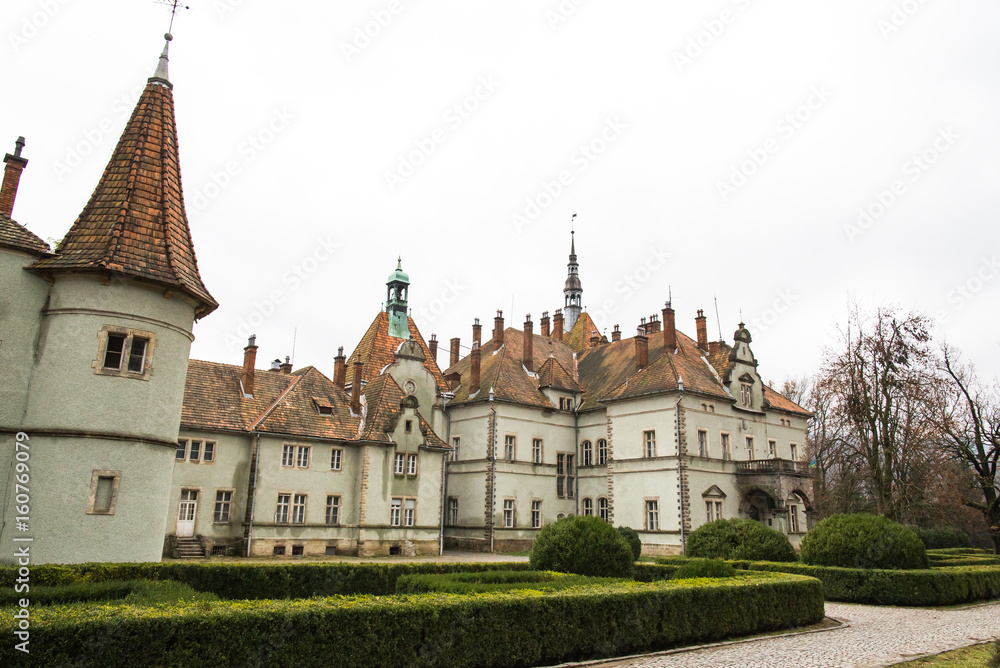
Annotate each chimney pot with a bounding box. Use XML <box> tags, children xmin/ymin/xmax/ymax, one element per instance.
<box><xmin>494</xmin><ymin>310</ymin><xmax>505</xmax><ymax>345</ymax></box>
<box><xmin>429</xmin><ymin>334</ymin><xmax>438</xmax><ymax>364</ymax></box>
<box><xmin>450</xmin><ymin>337</ymin><xmax>461</xmax><ymax>367</ymax></box>
<box><xmin>552</xmin><ymin>309</ymin><xmax>564</xmax><ymax>341</ymax></box>
<box><xmin>1</xmin><ymin>137</ymin><xmax>29</xmax><ymax>219</ymax></box>
<box><xmin>242</xmin><ymin>335</ymin><xmax>259</xmax><ymax>396</ymax></box>
<box><xmin>635</xmin><ymin>333</ymin><xmax>649</xmax><ymax>371</ymax></box>
<box><xmin>523</xmin><ymin>315</ymin><xmax>534</xmax><ymax>372</ymax></box>
<box><xmin>612</xmin><ymin>324</ymin><xmax>621</xmax><ymax>342</ymax></box>
<box><xmin>540</xmin><ymin>311</ymin><xmax>550</xmax><ymax>337</ymax></box>
<box><xmin>472</xmin><ymin>318</ymin><xmax>482</xmax><ymax>347</ymax></box>
<box><xmin>280</xmin><ymin>355</ymin><xmax>292</xmax><ymax>374</ymax></box>
<box><xmin>662</xmin><ymin>302</ymin><xmax>677</xmax><ymax>353</ymax></box>
<box><xmin>333</xmin><ymin>347</ymin><xmax>347</xmax><ymax>387</ymax></box>
<box><xmin>695</xmin><ymin>309</ymin><xmax>708</xmax><ymax>351</ymax></box>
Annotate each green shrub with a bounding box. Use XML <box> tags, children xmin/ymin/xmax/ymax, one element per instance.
<box><xmin>928</xmin><ymin>555</ymin><xmax>1000</xmax><ymax>567</ymax></box>
<box><xmin>909</xmin><ymin>525</ymin><xmax>972</xmax><ymax>550</ymax></box>
<box><xmin>928</xmin><ymin>547</ymin><xmax>988</xmax><ymax>556</ymax></box>
<box><xmin>0</xmin><ymin>580</ymin><xmax>217</xmax><ymax>607</ymax></box>
<box><xmin>748</xmin><ymin>562</ymin><xmax>1000</xmax><ymax>606</ymax></box>
<box><xmin>801</xmin><ymin>514</ymin><xmax>928</xmax><ymax>570</ymax></box>
<box><xmin>674</xmin><ymin>559</ymin><xmax>737</xmax><ymax>580</ymax></box>
<box><xmin>396</xmin><ymin>570</ymin><xmax>617</xmax><ymax>594</ymax></box>
<box><xmin>0</xmin><ymin>572</ymin><xmax>823</xmax><ymax>667</ymax></box>
<box><xmin>687</xmin><ymin>519</ymin><xmax>797</xmax><ymax>562</ymax></box>
<box><xmin>530</xmin><ymin>515</ymin><xmax>635</xmax><ymax>577</ymax></box>
<box><xmin>617</xmin><ymin>526</ymin><xmax>643</xmax><ymax>560</ymax></box>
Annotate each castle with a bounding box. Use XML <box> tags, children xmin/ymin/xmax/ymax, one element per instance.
<box><xmin>0</xmin><ymin>36</ymin><xmax>812</xmax><ymax>563</ymax></box>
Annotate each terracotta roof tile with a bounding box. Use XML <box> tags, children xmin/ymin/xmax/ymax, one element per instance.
<box><xmin>346</xmin><ymin>311</ymin><xmax>449</xmax><ymax>394</ymax></box>
<box><xmin>0</xmin><ymin>214</ymin><xmax>49</xmax><ymax>255</ymax></box>
<box><xmin>564</xmin><ymin>312</ymin><xmax>600</xmax><ymax>352</ymax></box>
<box><xmin>29</xmin><ymin>81</ymin><xmax>217</xmax><ymax>317</ymax></box>
<box><xmin>537</xmin><ymin>356</ymin><xmax>581</xmax><ymax>392</ymax></box>
<box><xmin>763</xmin><ymin>385</ymin><xmax>812</xmax><ymax>417</ymax></box>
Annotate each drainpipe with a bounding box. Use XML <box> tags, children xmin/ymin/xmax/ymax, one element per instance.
<box><xmin>675</xmin><ymin>395</ymin><xmax>686</xmax><ymax>555</ymax></box>
<box><xmin>245</xmin><ymin>431</ymin><xmax>261</xmax><ymax>558</ymax></box>
<box><xmin>574</xmin><ymin>397</ymin><xmax>580</xmax><ymax>517</ymax></box>
<box><xmin>439</xmin><ymin>448</ymin><xmax>447</xmax><ymax>556</ymax></box>
<box><xmin>489</xmin><ymin>394</ymin><xmax>497</xmax><ymax>554</ymax></box>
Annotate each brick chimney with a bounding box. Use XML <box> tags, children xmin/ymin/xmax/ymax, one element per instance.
<box><xmin>647</xmin><ymin>315</ymin><xmax>660</xmax><ymax>334</ymax></box>
<box><xmin>540</xmin><ymin>312</ymin><xmax>550</xmax><ymax>338</ymax></box>
<box><xmin>695</xmin><ymin>309</ymin><xmax>708</xmax><ymax>351</ymax></box>
<box><xmin>280</xmin><ymin>356</ymin><xmax>292</xmax><ymax>374</ymax></box>
<box><xmin>241</xmin><ymin>335</ymin><xmax>258</xmax><ymax>396</ymax></box>
<box><xmin>493</xmin><ymin>310</ymin><xmax>505</xmax><ymax>345</ymax></box>
<box><xmin>662</xmin><ymin>302</ymin><xmax>677</xmax><ymax>353</ymax></box>
<box><xmin>635</xmin><ymin>331</ymin><xmax>649</xmax><ymax>371</ymax></box>
<box><xmin>470</xmin><ymin>342</ymin><xmax>481</xmax><ymax>394</ymax></box>
<box><xmin>553</xmin><ymin>309</ymin><xmax>564</xmax><ymax>341</ymax></box>
<box><xmin>523</xmin><ymin>314</ymin><xmax>534</xmax><ymax>372</ymax></box>
<box><xmin>333</xmin><ymin>347</ymin><xmax>346</xmax><ymax>388</ymax></box>
<box><xmin>351</xmin><ymin>359</ymin><xmax>364</xmax><ymax>415</ymax></box>
<box><xmin>1</xmin><ymin>137</ymin><xmax>28</xmax><ymax>219</ymax></box>
<box><xmin>473</xmin><ymin>318</ymin><xmax>482</xmax><ymax>347</ymax></box>
<box><xmin>589</xmin><ymin>330</ymin><xmax>600</xmax><ymax>348</ymax></box>
<box><xmin>708</xmin><ymin>340</ymin><xmax>721</xmax><ymax>354</ymax></box>
<box><xmin>612</xmin><ymin>324</ymin><xmax>621</xmax><ymax>342</ymax></box>
<box><xmin>429</xmin><ymin>334</ymin><xmax>438</xmax><ymax>364</ymax></box>
<box><xmin>449</xmin><ymin>337</ymin><xmax>460</xmax><ymax>367</ymax></box>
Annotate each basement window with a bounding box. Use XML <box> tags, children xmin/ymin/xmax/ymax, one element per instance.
<box><xmin>94</xmin><ymin>327</ymin><xmax>155</xmax><ymax>380</ymax></box>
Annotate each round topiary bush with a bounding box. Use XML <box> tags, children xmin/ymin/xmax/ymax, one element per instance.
<box><xmin>529</xmin><ymin>515</ymin><xmax>635</xmax><ymax>577</ymax></box>
<box><xmin>617</xmin><ymin>526</ymin><xmax>642</xmax><ymax>560</ymax></box>
<box><xmin>686</xmin><ymin>518</ymin><xmax>797</xmax><ymax>562</ymax></box>
<box><xmin>673</xmin><ymin>558</ymin><xmax>737</xmax><ymax>580</ymax></box>
<box><xmin>800</xmin><ymin>514</ymin><xmax>928</xmax><ymax>570</ymax></box>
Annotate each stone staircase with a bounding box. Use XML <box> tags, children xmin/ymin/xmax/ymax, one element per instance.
<box><xmin>174</xmin><ymin>537</ymin><xmax>205</xmax><ymax>558</ymax></box>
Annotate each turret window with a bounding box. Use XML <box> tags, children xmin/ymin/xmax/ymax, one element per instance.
<box><xmin>740</xmin><ymin>382</ymin><xmax>753</xmax><ymax>406</ymax></box>
<box><xmin>94</xmin><ymin>327</ymin><xmax>156</xmax><ymax>380</ymax></box>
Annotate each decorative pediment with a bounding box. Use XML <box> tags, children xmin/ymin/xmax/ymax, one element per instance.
<box><xmin>702</xmin><ymin>485</ymin><xmax>727</xmax><ymax>498</ymax></box>
<box><xmin>738</xmin><ymin>372</ymin><xmax>755</xmax><ymax>384</ymax></box>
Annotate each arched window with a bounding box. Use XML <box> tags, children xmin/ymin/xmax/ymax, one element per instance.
<box><xmin>598</xmin><ymin>497</ymin><xmax>609</xmax><ymax>522</ymax></box>
<box><xmin>582</xmin><ymin>498</ymin><xmax>593</xmax><ymax>516</ymax></box>
<box><xmin>582</xmin><ymin>441</ymin><xmax>592</xmax><ymax>466</ymax></box>
<box><xmin>597</xmin><ymin>439</ymin><xmax>608</xmax><ymax>465</ymax></box>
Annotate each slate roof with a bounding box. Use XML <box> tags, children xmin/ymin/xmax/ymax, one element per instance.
<box><xmin>0</xmin><ymin>213</ymin><xmax>49</xmax><ymax>255</ymax></box>
<box><xmin>29</xmin><ymin>79</ymin><xmax>217</xmax><ymax>317</ymax></box>
<box><xmin>180</xmin><ymin>359</ymin><xmax>448</xmax><ymax>446</ymax></box>
<box><xmin>346</xmin><ymin>311</ymin><xmax>449</xmax><ymax>394</ymax></box>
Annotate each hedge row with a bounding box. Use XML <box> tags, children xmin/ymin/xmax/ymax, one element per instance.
<box><xmin>0</xmin><ymin>572</ymin><xmax>824</xmax><ymax>667</ymax></box>
<box><xmin>928</xmin><ymin>556</ymin><xmax>1000</xmax><ymax>567</ymax></box>
<box><xmin>0</xmin><ymin>562</ymin><xmax>534</xmax><ymax>600</ymax></box>
<box><xmin>747</xmin><ymin>562</ymin><xmax>1000</xmax><ymax>606</ymax></box>
<box><xmin>927</xmin><ymin>548</ymin><xmax>990</xmax><ymax>556</ymax></box>
<box><xmin>395</xmin><ymin>571</ymin><xmax>618</xmax><ymax>594</ymax></box>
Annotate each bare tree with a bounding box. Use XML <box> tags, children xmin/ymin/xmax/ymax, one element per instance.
<box><xmin>939</xmin><ymin>347</ymin><xmax>1000</xmax><ymax>554</ymax></box>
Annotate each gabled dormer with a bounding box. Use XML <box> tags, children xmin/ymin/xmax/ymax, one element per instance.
<box><xmin>724</xmin><ymin>323</ymin><xmax>763</xmax><ymax>412</ymax></box>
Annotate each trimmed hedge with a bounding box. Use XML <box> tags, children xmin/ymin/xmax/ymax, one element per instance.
<box><xmin>801</xmin><ymin>514</ymin><xmax>928</xmax><ymax>570</ymax></box>
<box><xmin>748</xmin><ymin>562</ymin><xmax>1000</xmax><ymax>606</ymax></box>
<box><xmin>687</xmin><ymin>519</ymin><xmax>797</xmax><ymax>562</ymax></box>
<box><xmin>396</xmin><ymin>570</ymin><xmax>617</xmax><ymax>594</ymax></box>
<box><xmin>674</xmin><ymin>559</ymin><xmax>737</xmax><ymax>580</ymax></box>
<box><xmin>530</xmin><ymin>515</ymin><xmax>635</xmax><ymax>577</ymax></box>
<box><xmin>617</xmin><ymin>526</ymin><xmax>643</xmax><ymax>560</ymax></box>
<box><xmin>928</xmin><ymin>548</ymin><xmax>990</xmax><ymax>556</ymax></box>
<box><xmin>0</xmin><ymin>562</ymin><xmax>534</xmax><ymax>600</ymax></box>
<box><xmin>928</xmin><ymin>556</ymin><xmax>1000</xmax><ymax>567</ymax></box>
<box><xmin>0</xmin><ymin>572</ymin><xmax>824</xmax><ymax>667</ymax></box>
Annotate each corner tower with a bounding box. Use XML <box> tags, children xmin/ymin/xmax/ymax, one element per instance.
<box><xmin>2</xmin><ymin>34</ymin><xmax>217</xmax><ymax>564</ymax></box>
<box><xmin>563</xmin><ymin>230</ymin><xmax>582</xmax><ymax>331</ymax></box>
<box><xmin>386</xmin><ymin>258</ymin><xmax>410</xmax><ymax>339</ymax></box>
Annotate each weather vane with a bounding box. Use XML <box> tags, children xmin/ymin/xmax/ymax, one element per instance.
<box><xmin>155</xmin><ymin>0</ymin><xmax>190</xmax><ymax>33</ymax></box>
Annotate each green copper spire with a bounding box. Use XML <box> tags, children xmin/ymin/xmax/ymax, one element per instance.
<box><xmin>386</xmin><ymin>257</ymin><xmax>411</xmax><ymax>339</ymax></box>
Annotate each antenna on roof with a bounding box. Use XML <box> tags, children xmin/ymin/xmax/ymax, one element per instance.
<box><xmin>291</xmin><ymin>326</ymin><xmax>297</xmax><ymax>364</ymax></box>
<box><xmin>154</xmin><ymin>0</ymin><xmax>189</xmax><ymax>33</ymax></box>
<box><xmin>714</xmin><ymin>296</ymin><xmax>723</xmax><ymax>341</ymax></box>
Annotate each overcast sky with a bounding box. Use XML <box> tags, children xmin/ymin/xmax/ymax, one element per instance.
<box><xmin>5</xmin><ymin>0</ymin><xmax>999</xmax><ymax>386</ymax></box>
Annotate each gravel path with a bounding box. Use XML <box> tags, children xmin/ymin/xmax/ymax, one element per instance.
<box><xmin>597</xmin><ymin>602</ymin><xmax>1000</xmax><ymax>668</ymax></box>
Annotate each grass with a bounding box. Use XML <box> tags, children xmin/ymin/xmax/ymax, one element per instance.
<box><xmin>893</xmin><ymin>642</ymin><xmax>999</xmax><ymax>666</ymax></box>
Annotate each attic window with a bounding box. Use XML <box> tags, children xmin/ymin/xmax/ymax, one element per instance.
<box><xmin>405</xmin><ymin>420</ymin><xmax>413</xmax><ymax>433</ymax></box>
<box><xmin>313</xmin><ymin>397</ymin><xmax>334</xmax><ymax>415</ymax></box>
<box><xmin>94</xmin><ymin>327</ymin><xmax>155</xmax><ymax>380</ymax></box>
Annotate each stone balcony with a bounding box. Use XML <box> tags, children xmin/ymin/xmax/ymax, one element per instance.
<box><xmin>734</xmin><ymin>458</ymin><xmax>814</xmax><ymax>515</ymax></box>
<box><xmin>735</xmin><ymin>458</ymin><xmax>811</xmax><ymax>476</ymax></box>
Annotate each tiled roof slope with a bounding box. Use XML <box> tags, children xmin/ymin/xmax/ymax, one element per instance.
<box><xmin>181</xmin><ymin>359</ymin><xmax>295</xmax><ymax>432</ymax></box>
<box><xmin>255</xmin><ymin>367</ymin><xmax>358</xmax><ymax>440</ymax></box>
<box><xmin>564</xmin><ymin>311</ymin><xmax>599</xmax><ymax>352</ymax></box>
<box><xmin>0</xmin><ymin>213</ymin><xmax>49</xmax><ymax>254</ymax></box>
<box><xmin>537</xmin><ymin>357</ymin><xmax>581</xmax><ymax>392</ymax></box>
<box><xmin>29</xmin><ymin>81</ymin><xmax>217</xmax><ymax>317</ymax></box>
<box><xmin>347</xmin><ymin>311</ymin><xmax>449</xmax><ymax>394</ymax></box>
<box><xmin>763</xmin><ymin>385</ymin><xmax>813</xmax><ymax>417</ymax></box>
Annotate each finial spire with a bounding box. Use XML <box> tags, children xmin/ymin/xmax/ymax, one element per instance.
<box><xmin>149</xmin><ymin>33</ymin><xmax>173</xmax><ymax>87</ymax></box>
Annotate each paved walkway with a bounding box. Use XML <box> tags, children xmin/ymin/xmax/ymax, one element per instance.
<box><xmin>596</xmin><ymin>602</ymin><xmax>1000</xmax><ymax>668</ymax></box>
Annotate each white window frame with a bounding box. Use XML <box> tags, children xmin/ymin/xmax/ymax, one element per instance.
<box><xmin>721</xmin><ymin>432</ymin><xmax>731</xmax><ymax>461</ymax></box>
<box><xmin>394</xmin><ymin>453</ymin><xmax>405</xmax><ymax>476</ymax></box>
<box><xmin>645</xmin><ymin>499</ymin><xmax>659</xmax><ymax>531</ymax></box>
<box><xmin>451</xmin><ymin>436</ymin><xmax>461</xmax><ymax>461</ymax></box>
<box><xmin>597</xmin><ymin>439</ymin><xmax>608</xmax><ymax>465</ymax></box>
<box><xmin>296</xmin><ymin>445</ymin><xmax>311</xmax><ymax>469</ymax></box>
<box><xmin>741</xmin><ymin>382</ymin><xmax>753</xmax><ymax>406</ymax></box>
<box><xmin>582</xmin><ymin>440</ymin><xmax>592</xmax><ymax>466</ymax></box>
<box><xmin>330</xmin><ymin>447</ymin><xmax>343</xmax><ymax>471</ymax></box>
<box><xmin>644</xmin><ymin>430</ymin><xmax>656</xmax><ymax>458</ymax></box>
<box><xmin>213</xmin><ymin>489</ymin><xmax>234</xmax><ymax>523</ymax></box>
<box><xmin>598</xmin><ymin>497</ymin><xmax>609</xmax><ymax>523</ymax></box>
<box><xmin>504</xmin><ymin>435</ymin><xmax>516</xmax><ymax>461</ymax></box>
<box><xmin>406</xmin><ymin>453</ymin><xmax>418</xmax><ymax>476</ymax></box>
<box><xmin>790</xmin><ymin>443</ymin><xmax>799</xmax><ymax>461</ymax></box>
<box><xmin>448</xmin><ymin>497</ymin><xmax>458</xmax><ymax>526</ymax></box>
<box><xmin>503</xmin><ymin>498</ymin><xmax>516</xmax><ymax>528</ymax></box>
<box><xmin>698</xmin><ymin>430</ymin><xmax>708</xmax><ymax>458</ymax></box>
<box><xmin>292</xmin><ymin>494</ymin><xmax>307</xmax><ymax>524</ymax></box>
<box><xmin>768</xmin><ymin>439</ymin><xmax>777</xmax><ymax>458</ymax></box>
<box><xmin>531</xmin><ymin>499</ymin><xmax>542</xmax><ymax>529</ymax></box>
<box><xmin>403</xmin><ymin>498</ymin><xmax>416</xmax><ymax>527</ymax></box>
<box><xmin>789</xmin><ymin>504</ymin><xmax>800</xmax><ymax>532</ymax></box>
<box><xmin>281</xmin><ymin>444</ymin><xmax>295</xmax><ymax>467</ymax></box>
<box><xmin>583</xmin><ymin>497</ymin><xmax>593</xmax><ymax>516</ymax></box>
<box><xmin>325</xmin><ymin>495</ymin><xmax>341</xmax><ymax>526</ymax></box>
<box><xmin>275</xmin><ymin>493</ymin><xmax>291</xmax><ymax>524</ymax></box>
<box><xmin>532</xmin><ymin>438</ymin><xmax>543</xmax><ymax>464</ymax></box>
<box><xmin>746</xmin><ymin>436</ymin><xmax>755</xmax><ymax>461</ymax></box>
<box><xmin>705</xmin><ymin>498</ymin><xmax>724</xmax><ymax>522</ymax></box>
<box><xmin>390</xmin><ymin>498</ymin><xmax>402</xmax><ymax>526</ymax></box>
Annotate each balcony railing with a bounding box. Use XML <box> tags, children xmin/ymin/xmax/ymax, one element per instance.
<box><xmin>735</xmin><ymin>459</ymin><xmax>811</xmax><ymax>475</ymax></box>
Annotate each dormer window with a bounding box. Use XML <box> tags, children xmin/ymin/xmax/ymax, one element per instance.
<box><xmin>740</xmin><ymin>383</ymin><xmax>752</xmax><ymax>406</ymax></box>
<box><xmin>313</xmin><ymin>397</ymin><xmax>334</xmax><ymax>415</ymax></box>
<box><xmin>94</xmin><ymin>327</ymin><xmax>155</xmax><ymax>380</ymax></box>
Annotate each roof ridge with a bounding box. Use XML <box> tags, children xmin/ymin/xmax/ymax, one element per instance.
<box><xmin>250</xmin><ymin>375</ymin><xmax>300</xmax><ymax>430</ymax></box>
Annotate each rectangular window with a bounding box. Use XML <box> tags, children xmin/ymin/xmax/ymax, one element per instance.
<box><xmin>531</xmin><ymin>500</ymin><xmax>542</xmax><ymax>529</ymax></box>
<box><xmin>405</xmin><ymin>419</ymin><xmax>413</xmax><ymax>433</ymax></box>
<box><xmin>646</xmin><ymin>500</ymin><xmax>659</xmax><ymax>531</ymax></box>
<box><xmin>532</xmin><ymin>438</ymin><xmax>543</xmax><ymax>464</ymax></box>
<box><xmin>325</xmin><ymin>495</ymin><xmax>341</xmax><ymax>526</ymax></box>
<box><xmin>203</xmin><ymin>441</ymin><xmax>215</xmax><ymax>463</ymax></box>
<box><xmin>390</xmin><ymin>498</ymin><xmax>402</xmax><ymax>526</ymax></box>
<box><xmin>213</xmin><ymin>490</ymin><xmax>232</xmax><ymax>523</ymax></box>
<box><xmin>448</xmin><ymin>497</ymin><xmax>458</xmax><ymax>526</ymax></box>
<box><xmin>282</xmin><ymin>444</ymin><xmax>295</xmax><ymax>467</ymax></box>
<box><xmin>175</xmin><ymin>441</ymin><xmax>186</xmax><ymax>461</ymax></box>
<box><xmin>275</xmin><ymin>494</ymin><xmax>290</xmax><ymax>524</ymax></box>
<box><xmin>504</xmin><ymin>435</ymin><xmax>515</xmax><ymax>461</ymax></box>
<box><xmin>582</xmin><ymin>441</ymin><xmax>592</xmax><ymax>466</ymax></box>
<box><xmin>292</xmin><ymin>494</ymin><xmax>306</xmax><ymax>524</ymax></box>
<box><xmin>598</xmin><ymin>439</ymin><xmax>608</xmax><ymax>465</ymax></box>
<box><xmin>87</xmin><ymin>470</ymin><xmax>121</xmax><ymax>515</ymax></box>
<box><xmin>127</xmin><ymin>337</ymin><xmax>148</xmax><ymax>373</ymax></box>
<box><xmin>404</xmin><ymin>498</ymin><xmax>415</xmax><ymax>526</ymax></box>
<box><xmin>746</xmin><ymin>436</ymin><xmax>754</xmax><ymax>461</ymax></box>
<box><xmin>644</xmin><ymin>430</ymin><xmax>656</xmax><ymax>458</ymax></box>
<box><xmin>94</xmin><ymin>477</ymin><xmax>114</xmax><ymax>511</ymax></box>
<box><xmin>741</xmin><ymin>383</ymin><xmax>753</xmax><ymax>406</ymax></box>
<box><xmin>790</xmin><ymin>443</ymin><xmax>798</xmax><ymax>461</ymax></box>
<box><xmin>789</xmin><ymin>505</ymin><xmax>799</xmax><ymax>532</ymax></box>
<box><xmin>451</xmin><ymin>436</ymin><xmax>461</xmax><ymax>461</ymax></box>
<box><xmin>706</xmin><ymin>500</ymin><xmax>724</xmax><ymax>522</ymax></box>
<box><xmin>292</xmin><ymin>545</ymin><xmax>304</xmax><ymax>556</ymax></box>
<box><xmin>721</xmin><ymin>433</ymin><xmax>731</xmax><ymax>460</ymax></box>
<box><xmin>330</xmin><ymin>448</ymin><xmax>343</xmax><ymax>471</ymax></box>
<box><xmin>189</xmin><ymin>440</ymin><xmax>201</xmax><ymax>462</ymax></box>
<box><xmin>598</xmin><ymin>497</ymin><xmax>609</xmax><ymax>522</ymax></box>
<box><xmin>556</xmin><ymin>454</ymin><xmax>575</xmax><ymax>499</ymax></box>
<box><xmin>394</xmin><ymin>453</ymin><xmax>405</xmax><ymax>475</ymax></box>
<box><xmin>103</xmin><ymin>334</ymin><xmax>126</xmax><ymax>370</ymax></box>
<box><xmin>503</xmin><ymin>499</ymin><xmax>515</xmax><ymax>528</ymax></box>
<box><xmin>698</xmin><ymin>430</ymin><xmax>708</xmax><ymax>458</ymax></box>
<box><xmin>296</xmin><ymin>445</ymin><xmax>311</xmax><ymax>469</ymax></box>
<box><xmin>768</xmin><ymin>439</ymin><xmax>776</xmax><ymax>458</ymax></box>
<box><xmin>583</xmin><ymin>498</ymin><xmax>593</xmax><ymax>516</ymax></box>
<box><xmin>273</xmin><ymin>545</ymin><xmax>286</xmax><ymax>556</ymax></box>
<box><xmin>406</xmin><ymin>453</ymin><xmax>418</xmax><ymax>476</ymax></box>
